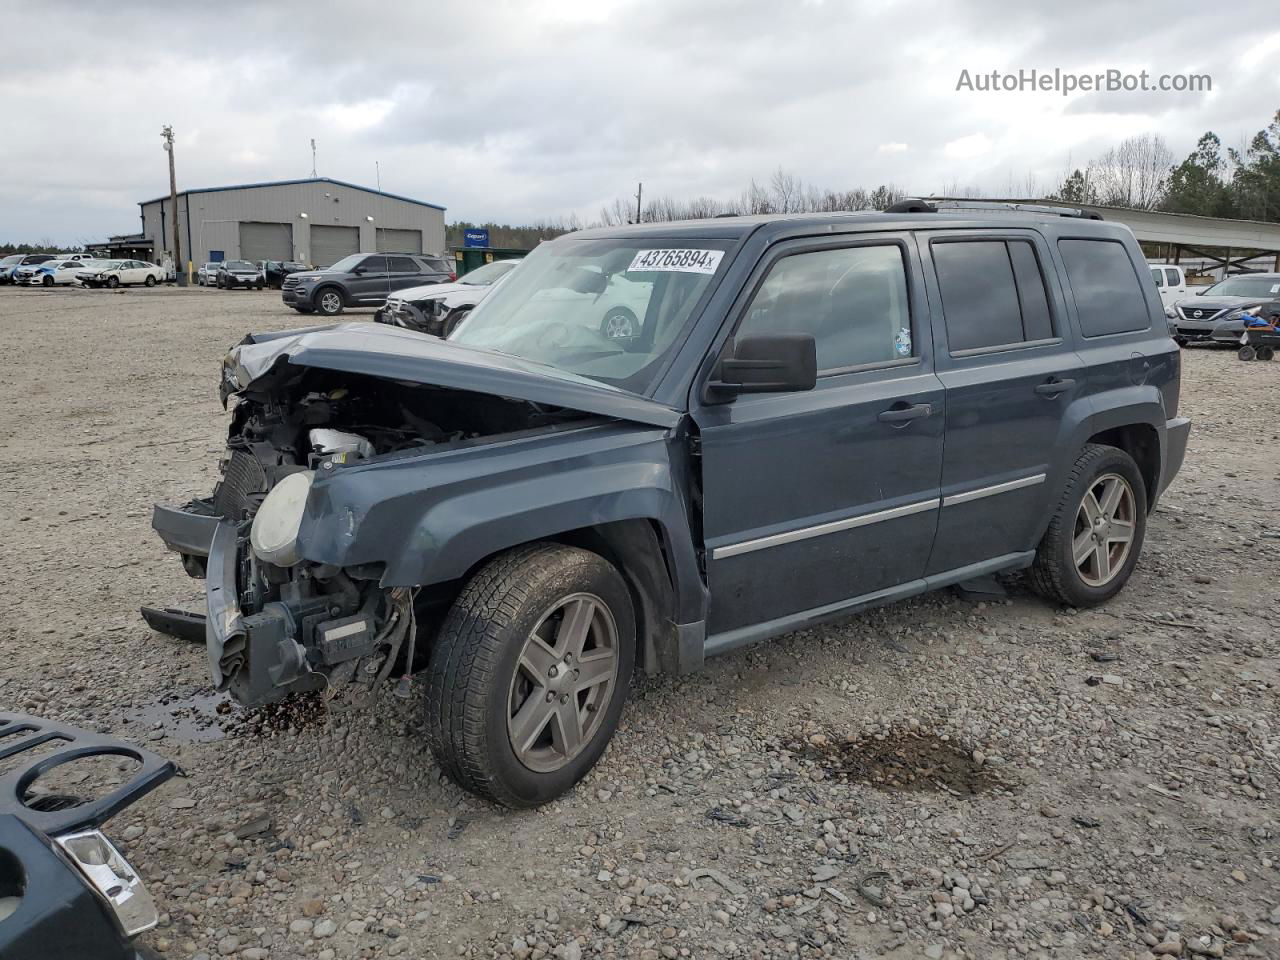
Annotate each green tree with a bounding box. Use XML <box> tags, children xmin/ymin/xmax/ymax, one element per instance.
<box><xmin>1053</xmin><ymin>169</ymin><xmax>1096</xmax><ymax>205</ymax></box>
<box><xmin>1229</xmin><ymin>111</ymin><xmax>1280</xmax><ymax>221</ymax></box>
<box><xmin>1162</xmin><ymin>133</ymin><xmax>1235</xmax><ymax>217</ymax></box>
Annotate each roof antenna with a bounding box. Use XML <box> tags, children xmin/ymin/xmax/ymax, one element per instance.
<box><xmin>310</xmin><ymin>138</ymin><xmax>317</xmax><ymax>178</ymax></box>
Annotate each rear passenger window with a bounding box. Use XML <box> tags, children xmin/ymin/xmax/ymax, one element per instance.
<box><xmin>1165</xmin><ymin>268</ymin><xmax>1181</xmax><ymax>286</ymax></box>
<box><xmin>737</xmin><ymin>245</ymin><xmax>913</xmax><ymax>372</ymax></box>
<box><xmin>1058</xmin><ymin>239</ymin><xmax>1151</xmax><ymax>337</ymax></box>
<box><xmin>932</xmin><ymin>239</ymin><xmax>1055</xmax><ymax>352</ymax></box>
<box><xmin>387</xmin><ymin>256</ymin><xmax>419</xmax><ymax>272</ymax></box>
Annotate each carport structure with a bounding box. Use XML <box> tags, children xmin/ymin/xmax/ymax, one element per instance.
<box><xmin>1027</xmin><ymin>201</ymin><xmax>1280</xmax><ymax>278</ymax></box>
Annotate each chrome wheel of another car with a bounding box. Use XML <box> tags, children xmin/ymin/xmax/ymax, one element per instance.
<box><xmin>507</xmin><ymin>593</ymin><xmax>619</xmax><ymax>774</ymax></box>
<box><xmin>1072</xmin><ymin>473</ymin><xmax>1136</xmax><ymax>588</ymax></box>
<box><xmin>317</xmin><ymin>289</ymin><xmax>343</xmax><ymax>315</ymax></box>
<box><xmin>601</xmin><ymin>308</ymin><xmax>636</xmax><ymax>340</ymax></box>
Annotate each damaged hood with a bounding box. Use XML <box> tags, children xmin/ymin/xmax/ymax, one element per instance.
<box><xmin>223</xmin><ymin>322</ymin><xmax>681</xmax><ymax>428</ymax></box>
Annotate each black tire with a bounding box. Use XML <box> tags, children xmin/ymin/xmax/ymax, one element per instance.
<box><xmin>314</xmin><ymin>286</ymin><xmax>344</xmax><ymax>316</ymax></box>
<box><xmin>425</xmin><ymin>543</ymin><xmax>635</xmax><ymax>808</ymax></box>
<box><xmin>106</xmin><ymin>275</ymin><xmax>120</xmax><ymax>289</ymax></box>
<box><xmin>1173</xmin><ymin>336</ymin><xmax>1187</xmax><ymax>347</ymax></box>
<box><xmin>1258</xmin><ymin>345</ymin><xmax>1275</xmax><ymax>361</ymax></box>
<box><xmin>1238</xmin><ymin>345</ymin><xmax>1256</xmax><ymax>361</ymax></box>
<box><xmin>42</xmin><ymin>275</ymin><xmax>54</xmax><ymax>287</ymax></box>
<box><xmin>1028</xmin><ymin>444</ymin><xmax>1148</xmax><ymax>608</ymax></box>
<box><xmin>145</xmin><ymin>275</ymin><xmax>157</xmax><ymax>287</ymax></box>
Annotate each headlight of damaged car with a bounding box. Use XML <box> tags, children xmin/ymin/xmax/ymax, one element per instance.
<box><xmin>250</xmin><ymin>470</ymin><xmax>313</xmax><ymax>566</ymax></box>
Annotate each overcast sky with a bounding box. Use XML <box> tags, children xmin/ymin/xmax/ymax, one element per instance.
<box><xmin>3</xmin><ymin>0</ymin><xmax>1279</xmax><ymax>245</ymax></box>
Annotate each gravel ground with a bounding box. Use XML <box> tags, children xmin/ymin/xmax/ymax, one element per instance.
<box><xmin>1</xmin><ymin>285</ymin><xmax>1278</xmax><ymax>960</ymax></box>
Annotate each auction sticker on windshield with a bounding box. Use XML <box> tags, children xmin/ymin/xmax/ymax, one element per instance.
<box><xmin>628</xmin><ymin>249</ymin><xmax>724</xmax><ymax>275</ymax></box>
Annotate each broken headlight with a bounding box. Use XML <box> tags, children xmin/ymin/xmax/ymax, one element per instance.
<box><xmin>55</xmin><ymin>830</ymin><xmax>159</xmax><ymax>937</ymax></box>
<box><xmin>249</xmin><ymin>470</ymin><xmax>313</xmax><ymax>567</ymax></box>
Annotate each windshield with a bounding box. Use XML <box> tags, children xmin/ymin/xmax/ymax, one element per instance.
<box><xmin>325</xmin><ymin>254</ymin><xmax>365</xmax><ymax>273</ymax></box>
<box><xmin>1202</xmin><ymin>276</ymin><xmax>1280</xmax><ymax>298</ymax></box>
<box><xmin>450</xmin><ymin>237</ymin><xmax>732</xmax><ymax>394</ymax></box>
<box><xmin>0</xmin><ymin>255</ymin><xmax>21</xmax><ymax>266</ymax></box>
<box><xmin>460</xmin><ymin>259</ymin><xmax>518</xmax><ymax>286</ymax></box>
<box><xmin>225</xmin><ymin>260</ymin><xmax>255</xmax><ymax>270</ymax></box>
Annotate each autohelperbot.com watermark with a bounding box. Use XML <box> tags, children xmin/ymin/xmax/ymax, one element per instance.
<box><xmin>955</xmin><ymin>68</ymin><xmax>1211</xmax><ymax>96</ymax></box>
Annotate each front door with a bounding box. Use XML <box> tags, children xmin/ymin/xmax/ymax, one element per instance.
<box><xmin>693</xmin><ymin>235</ymin><xmax>945</xmax><ymax>641</ymax></box>
<box><xmin>351</xmin><ymin>255</ymin><xmax>391</xmax><ymax>303</ymax></box>
<box><xmin>917</xmin><ymin>230</ymin><xmax>1084</xmax><ymax>574</ymax></box>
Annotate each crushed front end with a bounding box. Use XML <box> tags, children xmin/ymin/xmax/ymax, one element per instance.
<box><xmin>150</xmin><ymin>328</ymin><xmax>599</xmax><ymax>708</ymax></box>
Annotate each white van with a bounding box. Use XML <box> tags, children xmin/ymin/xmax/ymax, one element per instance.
<box><xmin>1149</xmin><ymin>264</ymin><xmax>1187</xmax><ymax>309</ymax></box>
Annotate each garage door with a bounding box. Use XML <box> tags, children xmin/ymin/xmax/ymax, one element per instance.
<box><xmin>375</xmin><ymin>228</ymin><xmax>422</xmax><ymax>254</ymax></box>
<box><xmin>238</xmin><ymin>222</ymin><xmax>293</xmax><ymax>263</ymax></box>
<box><xmin>310</xmin><ymin>225</ymin><xmax>360</xmax><ymax>268</ymax></box>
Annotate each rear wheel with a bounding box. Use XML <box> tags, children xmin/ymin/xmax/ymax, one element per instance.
<box><xmin>425</xmin><ymin>543</ymin><xmax>635</xmax><ymax>808</ymax></box>
<box><xmin>1029</xmin><ymin>444</ymin><xmax>1147</xmax><ymax>608</ymax></box>
<box><xmin>315</xmin><ymin>287</ymin><xmax>344</xmax><ymax>316</ymax></box>
<box><xmin>1258</xmin><ymin>345</ymin><xmax>1275</xmax><ymax>361</ymax></box>
<box><xmin>145</xmin><ymin>275</ymin><xmax>157</xmax><ymax>287</ymax></box>
<box><xmin>1238</xmin><ymin>345</ymin><xmax>1256</xmax><ymax>361</ymax></box>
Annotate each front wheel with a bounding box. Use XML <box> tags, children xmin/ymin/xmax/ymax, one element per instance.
<box><xmin>106</xmin><ymin>276</ymin><xmax>120</xmax><ymax>289</ymax></box>
<box><xmin>1029</xmin><ymin>444</ymin><xmax>1147</xmax><ymax>608</ymax></box>
<box><xmin>1258</xmin><ymin>345</ymin><xmax>1275</xmax><ymax>361</ymax></box>
<box><xmin>314</xmin><ymin>287</ymin><xmax>344</xmax><ymax>316</ymax></box>
<box><xmin>1238</xmin><ymin>345</ymin><xmax>1257</xmax><ymax>361</ymax></box>
<box><xmin>425</xmin><ymin>543</ymin><xmax>635</xmax><ymax>808</ymax></box>
<box><xmin>42</xmin><ymin>275</ymin><xmax>54</xmax><ymax>287</ymax></box>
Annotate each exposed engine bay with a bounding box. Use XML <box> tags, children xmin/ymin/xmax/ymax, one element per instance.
<box><xmin>163</xmin><ymin>367</ymin><xmax>591</xmax><ymax>708</ymax></box>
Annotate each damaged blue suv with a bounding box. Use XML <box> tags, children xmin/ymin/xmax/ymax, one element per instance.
<box><xmin>151</xmin><ymin>201</ymin><xmax>1190</xmax><ymax>807</ymax></box>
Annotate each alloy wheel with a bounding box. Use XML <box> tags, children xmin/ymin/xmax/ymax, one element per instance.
<box><xmin>506</xmin><ymin>593</ymin><xmax>619</xmax><ymax>773</ymax></box>
<box><xmin>1072</xmin><ymin>473</ymin><xmax>1136</xmax><ymax>587</ymax></box>
<box><xmin>320</xmin><ymin>291</ymin><xmax>342</xmax><ymax>314</ymax></box>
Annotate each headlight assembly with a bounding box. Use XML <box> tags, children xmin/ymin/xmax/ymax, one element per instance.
<box><xmin>250</xmin><ymin>470</ymin><xmax>314</xmax><ymax>566</ymax></box>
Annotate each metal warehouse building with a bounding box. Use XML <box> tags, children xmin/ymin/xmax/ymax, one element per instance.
<box><xmin>139</xmin><ymin>177</ymin><xmax>446</xmax><ymax>270</ymax></box>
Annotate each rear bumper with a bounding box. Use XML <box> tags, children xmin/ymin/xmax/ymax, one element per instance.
<box><xmin>1160</xmin><ymin>416</ymin><xmax>1191</xmax><ymax>497</ymax></box>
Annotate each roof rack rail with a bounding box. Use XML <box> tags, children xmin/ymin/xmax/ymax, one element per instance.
<box><xmin>884</xmin><ymin>198</ymin><xmax>1103</xmax><ymax>220</ymax></box>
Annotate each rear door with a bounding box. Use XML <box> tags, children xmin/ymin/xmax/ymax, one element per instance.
<box><xmin>919</xmin><ymin>230</ymin><xmax>1084</xmax><ymax>575</ymax></box>
<box><xmin>694</xmin><ymin>234</ymin><xmax>945</xmax><ymax>642</ymax></box>
<box><xmin>387</xmin><ymin>255</ymin><xmax>426</xmax><ymax>293</ymax></box>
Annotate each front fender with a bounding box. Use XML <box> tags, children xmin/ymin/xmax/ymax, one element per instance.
<box><xmin>297</xmin><ymin>422</ymin><xmax>699</xmax><ymax>596</ymax></box>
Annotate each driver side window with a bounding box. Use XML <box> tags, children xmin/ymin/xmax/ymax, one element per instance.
<box><xmin>737</xmin><ymin>244</ymin><xmax>914</xmax><ymax>373</ymax></box>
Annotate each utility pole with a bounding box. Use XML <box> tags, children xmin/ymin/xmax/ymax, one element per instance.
<box><xmin>310</xmin><ymin>138</ymin><xmax>317</xmax><ymax>177</ymax></box>
<box><xmin>634</xmin><ymin>182</ymin><xmax>643</xmax><ymax>224</ymax></box>
<box><xmin>161</xmin><ymin>125</ymin><xmax>183</xmax><ymax>284</ymax></box>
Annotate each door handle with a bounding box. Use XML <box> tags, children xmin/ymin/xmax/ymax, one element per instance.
<box><xmin>878</xmin><ymin>402</ymin><xmax>933</xmax><ymax>423</ymax></box>
<box><xmin>1034</xmin><ymin>377</ymin><xmax>1076</xmax><ymax>397</ymax></box>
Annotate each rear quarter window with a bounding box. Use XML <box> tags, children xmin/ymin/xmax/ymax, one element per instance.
<box><xmin>1058</xmin><ymin>238</ymin><xmax>1151</xmax><ymax>337</ymax></box>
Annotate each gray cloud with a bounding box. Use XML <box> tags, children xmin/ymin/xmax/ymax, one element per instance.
<box><xmin>1</xmin><ymin>0</ymin><xmax>1278</xmax><ymax>244</ymax></box>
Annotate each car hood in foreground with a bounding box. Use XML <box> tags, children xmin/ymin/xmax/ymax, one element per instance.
<box><xmin>224</xmin><ymin>322</ymin><xmax>680</xmax><ymax>428</ymax></box>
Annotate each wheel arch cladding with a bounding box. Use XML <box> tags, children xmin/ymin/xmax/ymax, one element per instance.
<box><xmin>1086</xmin><ymin>422</ymin><xmax>1160</xmax><ymax>510</ymax></box>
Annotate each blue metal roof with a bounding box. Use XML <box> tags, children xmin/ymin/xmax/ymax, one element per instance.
<box><xmin>139</xmin><ymin>176</ymin><xmax>445</xmax><ymax>212</ymax></box>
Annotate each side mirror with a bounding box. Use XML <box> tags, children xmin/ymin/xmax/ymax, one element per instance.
<box><xmin>352</xmin><ymin>266</ymin><xmax>366</xmax><ymax>275</ymax></box>
<box><xmin>706</xmin><ymin>334</ymin><xmax>817</xmax><ymax>400</ymax></box>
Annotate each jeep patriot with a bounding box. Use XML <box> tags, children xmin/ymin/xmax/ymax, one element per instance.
<box><xmin>151</xmin><ymin>201</ymin><xmax>1191</xmax><ymax>806</ymax></box>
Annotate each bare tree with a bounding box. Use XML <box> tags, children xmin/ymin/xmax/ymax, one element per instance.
<box><xmin>1086</xmin><ymin>134</ymin><xmax>1174</xmax><ymax>209</ymax></box>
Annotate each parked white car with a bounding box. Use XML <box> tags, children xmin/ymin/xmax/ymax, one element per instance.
<box><xmin>16</xmin><ymin>258</ymin><xmax>102</xmax><ymax>286</ymax></box>
<box><xmin>76</xmin><ymin>259</ymin><xmax>164</xmax><ymax>288</ymax></box>
<box><xmin>1149</xmin><ymin>264</ymin><xmax>1187</xmax><ymax>310</ymax></box>
<box><xmin>197</xmin><ymin>262</ymin><xmax>220</xmax><ymax>286</ymax></box>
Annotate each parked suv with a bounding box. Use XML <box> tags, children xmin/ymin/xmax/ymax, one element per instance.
<box><xmin>151</xmin><ymin>203</ymin><xmax>1189</xmax><ymax>808</ymax></box>
<box><xmin>281</xmin><ymin>253</ymin><xmax>453</xmax><ymax>316</ymax></box>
